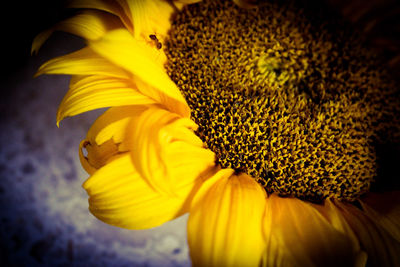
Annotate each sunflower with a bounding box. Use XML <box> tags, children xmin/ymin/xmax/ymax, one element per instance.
<box><xmin>33</xmin><ymin>0</ymin><xmax>400</xmax><ymax>266</ymax></box>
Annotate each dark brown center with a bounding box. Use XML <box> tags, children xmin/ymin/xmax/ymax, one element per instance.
<box><xmin>164</xmin><ymin>0</ymin><xmax>400</xmax><ymax>201</ymax></box>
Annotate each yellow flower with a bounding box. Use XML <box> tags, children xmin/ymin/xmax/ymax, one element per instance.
<box><xmin>34</xmin><ymin>0</ymin><xmax>400</xmax><ymax>266</ymax></box>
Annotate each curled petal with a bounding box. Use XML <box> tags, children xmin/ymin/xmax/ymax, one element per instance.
<box><xmin>86</xmin><ymin>105</ymin><xmax>151</xmax><ymax>146</ymax></box>
<box><xmin>80</xmin><ymin>105</ymin><xmax>157</xmax><ymax>174</ymax></box>
<box><xmin>79</xmin><ymin>139</ymin><xmax>119</xmax><ymax>174</ymax></box>
<box><xmin>127</xmin><ymin>107</ymin><xmax>214</xmax><ymax>195</ymax></box>
<box><xmin>79</xmin><ymin>140</ymin><xmax>97</xmax><ymax>175</ymax></box>
<box><xmin>188</xmin><ymin>170</ymin><xmax>266</xmax><ymax>267</ymax></box>
<box><xmin>129</xmin><ymin>107</ymin><xmax>181</xmax><ymax>191</ymax></box>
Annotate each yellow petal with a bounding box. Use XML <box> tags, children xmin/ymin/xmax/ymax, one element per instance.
<box><xmin>126</xmin><ymin>107</ymin><xmax>212</xmax><ymax>194</ymax></box>
<box><xmin>124</xmin><ymin>0</ymin><xmax>175</xmax><ymax>40</ymax></box>
<box><xmin>128</xmin><ymin>107</ymin><xmax>180</xmax><ymax>191</ymax></box>
<box><xmin>83</xmin><ymin>153</ymin><xmax>203</xmax><ymax>229</ymax></box>
<box><xmin>335</xmin><ymin>199</ymin><xmax>400</xmax><ymax>266</ymax></box>
<box><xmin>32</xmin><ymin>10</ymin><xmax>122</xmax><ymax>55</ymax></box>
<box><xmin>361</xmin><ymin>191</ymin><xmax>400</xmax><ymax>243</ymax></box>
<box><xmin>188</xmin><ymin>169</ymin><xmax>266</xmax><ymax>267</ymax></box>
<box><xmin>89</xmin><ymin>29</ymin><xmax>191</xmax><ymax>117</ymax></box>
<box><xmin>68</xmin><ymin>0</ymin><xmax>133</xmax><ymax>32</ymax></box>
<box><xmin>80</xmin><ymin>105</ymin><xmax>153</xmax><ymax>174</ymax></box>
<box><xmin>81</xmin><ymin>139</ymin><xmax>119</xmax><ymax>172</ymax></box>
<box><xmin>312</xmin><ymin>199</ymin><xmax>368</xmax><ymax>267</ymax></box>
<box><xmin>261</xmin><ymin>236</ymin><xmax>292</xmax><ymax>267</ymax></box>
<box><xmin>164</xmin><ymin>140</ymin><xmax>216</xmax><ymax>197</ymax></box>
<box><xmin>57</xmin><ymin>75</ymin><xmax>156</xmax><ymax>125</ymax></box>
<box><xmin>79</xmin><ymin>140</ymin><xmax>97</xmax><ymax>175</ymax></box>
<box><xmin>86</xmin><ymin>105</ymin><xmax>152</xmax><ymax>146</ymax></box>
<box><xmin>313</xmin><ymin>199</ymin><xmax>365</xmax><ymax>248</ymax></box>
<box><xmin>262</xmin><ymin>196</ymin><xmax>297</xmax><ymax>267</ymax></box>
<box><xmin>263</xmin><ymin>194</ymin><xmax>364</xmax><ymax>267</ymax></box>
<box><xmin>35</xmin><ymin>47</ymin><xmax>131</xmax><ymax>79</ymax></box>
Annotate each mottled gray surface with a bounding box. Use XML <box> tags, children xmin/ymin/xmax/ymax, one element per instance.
<box><xmin>0</xmin><ymin>33</ymin><xmax>190</xmax><ymax>267</ymax></box>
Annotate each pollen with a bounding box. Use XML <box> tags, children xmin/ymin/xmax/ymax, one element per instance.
<box><xmin>164</xmin><ymin>0</ymin><xmax>400</xmax><ymax>201</ymax></box>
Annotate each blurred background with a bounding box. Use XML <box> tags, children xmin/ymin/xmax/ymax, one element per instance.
<box><xmin>0</xmin><ymin>0</ymin><xmax>398</xmax><ymax>266</ymax></box>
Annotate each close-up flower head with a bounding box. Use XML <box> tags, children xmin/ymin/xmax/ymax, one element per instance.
<box><xmin>33</xmin><ymin>0</ymin><xmax>400</xmax><ymax>266</ymax></box>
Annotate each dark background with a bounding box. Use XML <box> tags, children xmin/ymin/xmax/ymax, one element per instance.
<box><xmin>1</xmin><ymin>1</ymin><xmax>68</xmax><ymax>80</ymax></box>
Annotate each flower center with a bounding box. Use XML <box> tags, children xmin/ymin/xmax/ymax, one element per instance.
<box><xmin>164</xmin><ymin>0</ymin><xmax>400</xmax><ymax>201</ymax></box>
